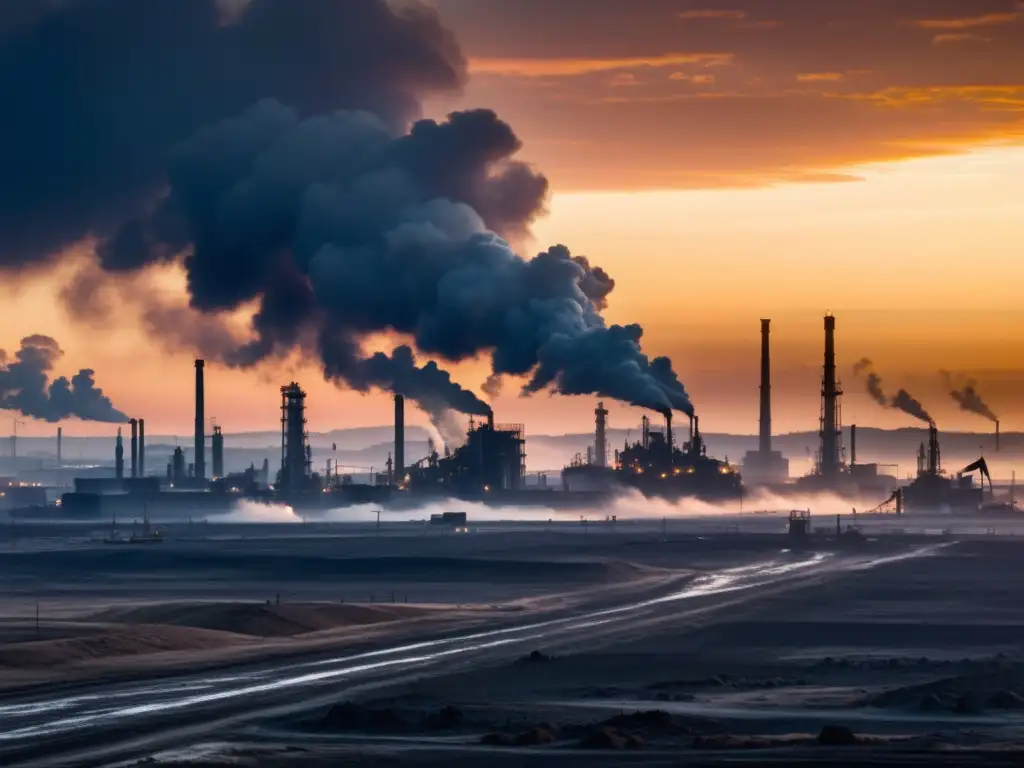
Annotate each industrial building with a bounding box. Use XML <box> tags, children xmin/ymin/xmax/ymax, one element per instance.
<box><xmin>405</xmin><ymin>408</ymin><xmax>526</xmax><ymax>495</ymax></box>
<box><xmin>900</xmin><ymin>422</ymin><xmax>986</xmax><ymax>513</ymax></box>
<box><xmin>52</xmin><ymin>358</ymin><xmax>249</xmax><ymax>521</ymax></box>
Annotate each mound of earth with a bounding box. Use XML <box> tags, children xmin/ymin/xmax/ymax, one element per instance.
<box><xmin>601</xmin><ymin>709</ymin><xmax>720</xmax><ymax>736</ymax></box>
<box><xmin>91</xmin><ymin>602</ymin><xmax>433</xmax><ymax>638</ymax></box>
<box><xmin>0</xmin><ymin>625</ymin><xmax>245</xmax><ymax>668</ymax></box>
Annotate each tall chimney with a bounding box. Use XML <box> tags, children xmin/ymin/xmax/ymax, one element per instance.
<box><xmin>138</xmin><ymin>418</ymin><xmax>145</xmax><ymax>477</ymax></box>
<box><xmin>130</xmin><ymin>418</ymin><xmax>138</xmax><ymax>479</ymax></box>
<box><xmin>57</xmin><ymin>426</ymin><xmax>62</xmax><ymax>466</ymax></box>
<box><xmin>819</xmin><ymin>314</ymin><xmax>842</xmax><ymax>478</ymax></box>
<box><xmin>759</xmin><ymin>319</ymin><xmax>772</xmax><ymax>454</ymax></box>
<box><xmin>595</xmin><ymin>401</ymin><xmax>609</xmax><ymax>468</ymax></box>
<box><xmin>928</xmin><ymin>422</ymin><xmax>940</xmax><ymax>475</ymax></box>
<box><xmin>394</xmin><ymin>394</ymin><xmax>405</xmax><ymax>483</ymax></box>
<box><xmin>850</xmin><ymin>424</ymin><xmax>857</xmax><ymax>466</ymax></box>
<box><xmin>194</xmin><ymin>360</ymin><xmax>205</xmax><ymax>482</ymax></box>
<box><xmin>664</xmin><ymin>410</ymin><xmax>674</xmax><ymax>465</ymax></box>
<box><xmin>996</xmin><ymin>419</ymin><xmax>1001</xmax><ymax>452</ymax></box>
<box><xmin>115</xmin><ymin>427</ymin><xmax>124</xmax><ymax>480</ymax></box>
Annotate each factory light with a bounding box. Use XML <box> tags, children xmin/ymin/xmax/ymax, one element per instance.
<box><xmin>660</xmin><ymin>473</ymin><xmax>667</xmax><ymax>479</ymax></box>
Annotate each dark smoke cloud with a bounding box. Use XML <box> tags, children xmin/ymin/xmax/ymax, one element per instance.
<box><xmin>852</xmin><ymin>358</ymin><xmax>933</xmax><ymax>425</ymax></box>
<box><xmin>13</xmin><ymin>0</ymin><xmax>692</xmax><ymax>419</ymax></box>
<box><xmin>889</xmin><ymin>389</ymin><xmax>933</xmax><ymax>425</ymax></box>
<box><xmin>80</xmin><ymin>102</ymin><xmax>692</xmax><ymax>416</ymax></box>
<box><xmin>939</xmin><ymin>370</ymin><xmax>998</xmax><ymax>423</ymax></box>
<box><xmin>319</xmin><ymin>337</ymin><xmax>489</xmax><ymax>419</ymax></box>
<box><xmin>481</xmin><ymin>374</ymin><xmax>504</xmax><ymax>399</ymax></box>
<box><xmin>0</xmin><ymin>0</ymin><xmax>465</xmax><ymax>265</ymax></box>
<box><xmin>0</xmin><ymin>336</ymin><xmax>127</xmax><ymax>423</ymax></box>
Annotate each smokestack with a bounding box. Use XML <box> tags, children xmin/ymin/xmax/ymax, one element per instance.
<box><xmin>57</xmin><ymin>426</ymin><xmax>62</xmax><ymax>466</ymax></box>
<box><xmin>138</xmin><ymin>418</ymin><xmax>145</xmax><ymax>477</ymax></box>
<box><xmin>759</xmin><ymin>319</ymin><xmax>772</xmax><ymax>454</ymax></box>
<box><xmin>595</xmin><ymin>401</ymin><xmax>608</xmax><ymax>468</ymax></box>
<box><xmin>115</xmin><ymin>427</ymin><xmax>124</xmax><ymax>481</ymax></box>
<box><xmin>394</xmin><ymin>394</ymin><xmax>405</xmax><ymax>483</ymax></box>
<box><xmin>850</xmin><ymin>424</ymin><xmax>857</xmax><ymax>466</ymax></box>
<box><xmin>996</xmin><ymin>419</ymin><xmax>1000</xmax><ymax>452</ymax></box>
<box><xmin>663</xmin><ymin>409</ymin><xmax>674</xmax><ymax>465</ymax></box>
<box><xmin>928</xmin><ymin>421</ymin><xmax>940</xmax><ymax>475</ymax></box>
<box><xmin>194</xmin><ymin>359</ymin><xmax>205</xmax><ymax>482</ymax></box>
<box><xmin>130</xmin><ymin>418</ymin><xmax>138</xmax><ymax>479</ymax></box>
<box><xmin>819</xmin><ymin>314</ymin><xmax>842</xmax><ymax>478</ymax></box>
<box><xmin>487</xmin><ymin>409</ymin><xmax>495</xmax><ymax>431</ymax></box>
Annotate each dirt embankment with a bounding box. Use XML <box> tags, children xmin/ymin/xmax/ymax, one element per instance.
<box><xmin>0</xmin><ymin>600</ymin><xmax>462</xmax><ymax>690</ymax></box>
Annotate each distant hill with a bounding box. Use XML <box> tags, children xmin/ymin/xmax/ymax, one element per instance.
<box><xmin>5</xmin><ymin>424</ymin><xmax>1016</xmax><ymax>481</ymax></box>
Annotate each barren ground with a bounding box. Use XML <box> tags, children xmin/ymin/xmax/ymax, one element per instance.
<box><xmin>3</xmin><ymin>513</ymin><xmax>1024</xmax><ymax>766</ymax></box>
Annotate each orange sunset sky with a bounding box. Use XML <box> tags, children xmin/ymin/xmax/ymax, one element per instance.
<box><xmin>2</xmin><ymin>0</ymin><xmax>1023</xmax><ymax>438</ymax></box>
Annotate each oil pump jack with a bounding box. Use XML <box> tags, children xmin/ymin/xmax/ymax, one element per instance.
<box><xmin>959</xmin><ymin>456</ymin><xmax>993</xmax><ymax>496</ymax></box>
<box><xmin>964</xmin><ymin>456</ymin><xmax>1021</xmax><ymax>514</ymax></box>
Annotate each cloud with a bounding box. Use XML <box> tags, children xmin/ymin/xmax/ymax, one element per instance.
<box><xmin>678</xmin><ymin>10</ymin><xmax>746</xmax><ymax>21</ymax></box>
<box><xmin>431</xmin><ymin>0</ymin><xmax>1024</xmax><ymax>190</ymax></box>
<box><xmin>608</xmin><ymin>72</ymin><xmax>639</xmax><ymax>87</ymax></box>
<box><xmin>468</xmin><ymin>52</ymin><xmax>734</xmax><ymax>77</ymax></box>
<box><xmin>797</xmin><ymin>72</ymin><xmax>845</xmax><ymax>82</ymax></box>
<box><xmin>908</xmin><ymin>13</ymin><xmax>1020</xmax><ymax>30</ymax></box>
<box><xmin>932</xmin><ymin>33</ymin><xmax>993</xmax><ymax>45</ymax></box>
<box><xmin>669</xmin><ymin>72</ymin><xmax>716</xmax><ymax>84</ymax></box>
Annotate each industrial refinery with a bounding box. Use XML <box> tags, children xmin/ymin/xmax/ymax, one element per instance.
<box><xmin>1</xmin><ymin>310</ymin><xmax>1017</xmax><ymax>522</ymax></box>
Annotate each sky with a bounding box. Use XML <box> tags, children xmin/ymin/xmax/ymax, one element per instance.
<box><xmin>1</xmin><ymin>0</ymin><xmax>1023</xmax><ymax>440</ymax></box>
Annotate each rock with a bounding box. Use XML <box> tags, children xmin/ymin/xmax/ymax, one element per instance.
<box><xmin>989</xmin><ymin>690</ymin><xmax>1024</xmax><ymax>710</ymax></box>
<box><xmin>517</xmin><ymin>650</ymin><xmax>553</xmax><ymax>664</ymax></box>
<box><xmin>601</xmin><ymin>709</ymin><xmax>716</xmax><ymax>735</ymax></box>
<box><xmin>482</xmin><ymin>725</ymin><xmax>559</xmax><ymax>747</ymax></box>
<box><xmin>515</xmin><ymin>727</ymin><xmax>557</xmax><ymax>746</ymax></box>
<box><xmin>580</xmin><ymin>726</ymin><xmax>642</xmax><ymax>750</ymax></box>
<box><xmin>322</xmin><ymin>702</ymin><xmax>409</xmax><ymax>732</ymax></box>
<box><xmin>425</xmin><ymin>705</ymin><xmax>464</xmax><ymax>730</ymax></box>
<box><xmin>817</xmin><ymin>725</ymin><xmax>859</xmax><ymax>746</ymax></box>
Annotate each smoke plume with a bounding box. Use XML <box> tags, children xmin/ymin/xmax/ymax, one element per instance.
<box><xmin>939</xmin><ymin>370</ymin><xmax>998</xmax><ymax>422</ymax></box>
<box><xmin>0</xmin><ymin>336</ymin><xmax>127</xmax><ymax>423</ymax></box>
<box><xmin>0</xmin><ymin>0</ymin><xmax>465</xmax><ymax>264</ymax></box>
<box><xmin>5</xmin><ymin>0</ymin><xmax>694</xmax><ymax>420</ymax></box>
<box><xmin>889</xmin><ymin>389</ymin><xmax>933</xmax><ymax>425</ymax></box>
<box><xmin>852</xmin><ymin>358</ymin><xmax>933</xmax><ymax>424</ymax></box>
